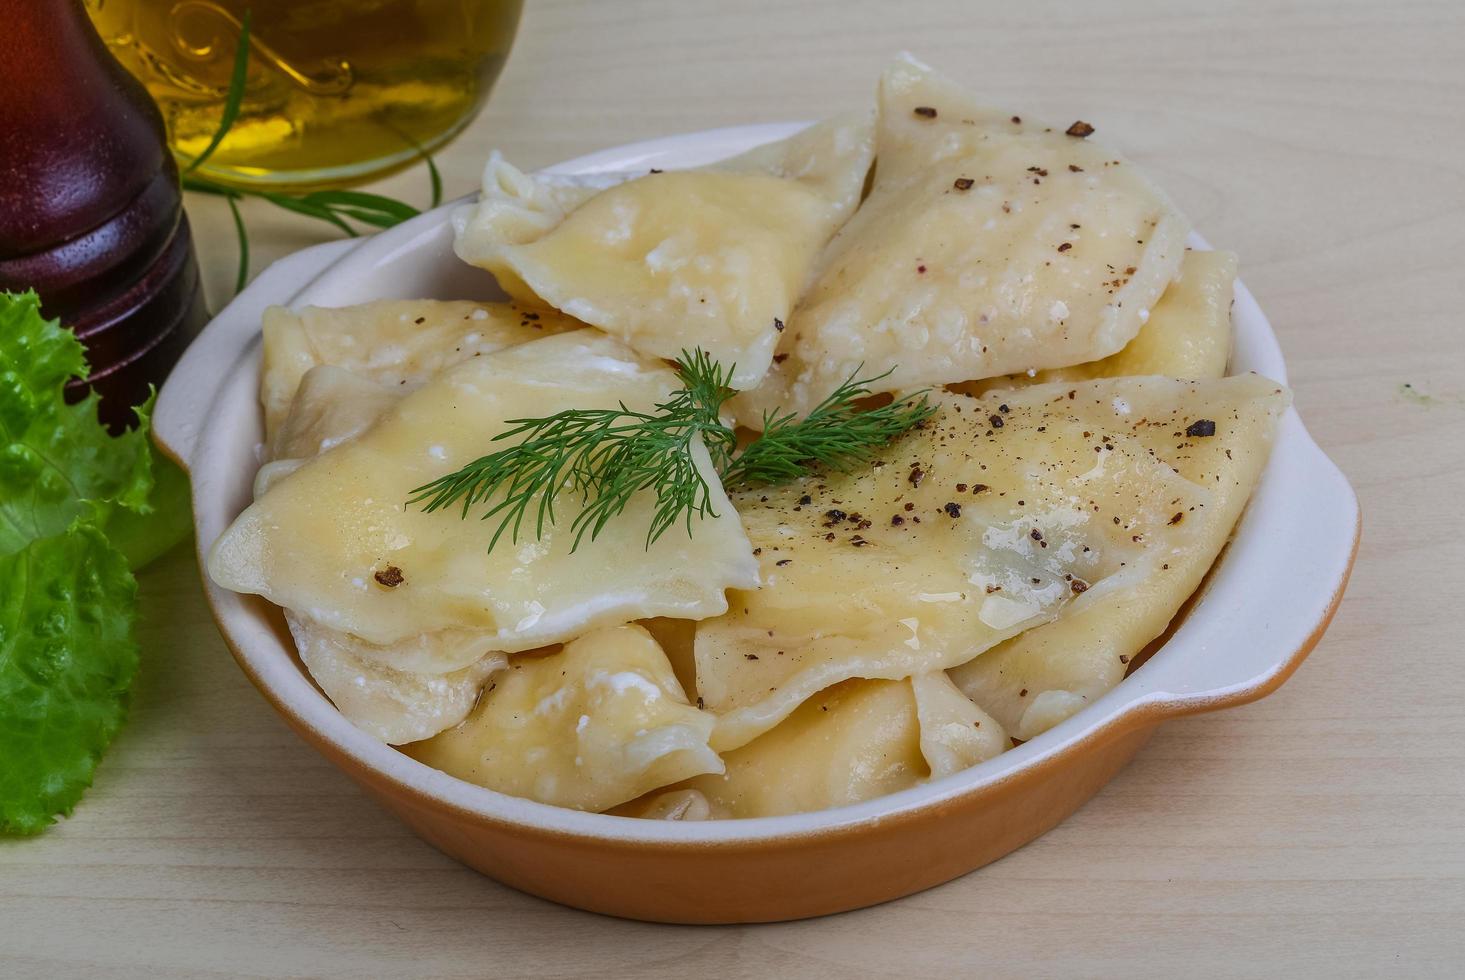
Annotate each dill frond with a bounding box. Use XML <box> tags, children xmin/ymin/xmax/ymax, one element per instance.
<box><xmin>408</xmin><ymin>350</ymin><xmax>937</xmax><ymax>553</ymax></box>
<box><xmin>720</xmin><ymin>369</ymin><xmax>936</xmax><ymax>488</ymax></box>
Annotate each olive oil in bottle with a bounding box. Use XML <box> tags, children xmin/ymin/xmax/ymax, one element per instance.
<box><xmin>86</xmin><ymin>0</ymin><xmax>523</xmax><ymax>190</ymax></box>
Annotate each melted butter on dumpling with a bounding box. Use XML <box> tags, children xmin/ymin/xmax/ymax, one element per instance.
<box><xmin>741</xmin><ymin>57</ymin><xmax>1191</xmax><ymax>421</ymax></box>
<box><xmin>698</xmin><ymin>376</ymin><xmax>1286</xmax><ymax>752</ymax></box>
<box><xmin>210</xmin><ymin>330</ymin><xmax>759</xmax><ymax>650</ymax></box>
<box><xmin>404</xmin><ymin>624</ymin><xmax>722</xmax><ymax>812</ymax></box>
<box><xmin>950</xmin><ymin>374</ymin><xmax>1288</xmax><ymax>741</ymax></box>
<box><xmin>956</xmin><ymin>249</ymin><xmax>1237</xmax><ymax>397</ymax></box>
<box><xmin>453</xmin><ymin>114</ymin><xmax>874</xmax><ymax>389</ymax></box>
<box><xmin>261</xmin><ymin>299</ymin><xmax>577</xmax><ymax>442</ymax></box>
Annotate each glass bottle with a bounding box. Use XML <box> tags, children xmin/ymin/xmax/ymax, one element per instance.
<box><xmin>86</xmin><ymin>0</ymin><xmax>524</xmax><ymax>190</ymax></box>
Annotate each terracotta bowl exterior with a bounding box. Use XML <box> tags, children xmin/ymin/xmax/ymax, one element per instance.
<box><xmin>154</xmin><ymin>126</ymin><xmax>1360</xmax><ymax>923</ymax></box>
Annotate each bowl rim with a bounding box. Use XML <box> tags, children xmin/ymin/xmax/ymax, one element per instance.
<box><xmin>155</xmin><ymin>123</ymin><xmax>1362</xmax><ymax>847</ymax></box>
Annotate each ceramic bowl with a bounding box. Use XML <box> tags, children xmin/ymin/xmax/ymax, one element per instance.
<box><xmin>153</xmin><ymin>124</ymin><xmax>1360</xmax><ymax>924</ymax></box>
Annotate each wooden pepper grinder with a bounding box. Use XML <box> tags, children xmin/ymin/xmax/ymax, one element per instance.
<box><xmin>0</xmin><ymin>0</ymin><xmax>209</xmax><ymax>428</ymax></box>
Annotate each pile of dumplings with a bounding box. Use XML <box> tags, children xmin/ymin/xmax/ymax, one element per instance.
<box><xmin>208</xmin><ymin>57</ymin><xmax>1288</xmax><ymax>820</ymax></box>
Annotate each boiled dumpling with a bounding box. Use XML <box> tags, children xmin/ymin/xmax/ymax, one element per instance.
<box><xmin>286</xmin><ymin>614</ymin><xmax>505</xmax><ymax>745</ymax></box>
<box><xmin>624</xmin><ymin>673</ymin><xmax>1007</xmax><ymax>818</ymax></box>
<box><xmin>453</xmin><ymin>114</ymin><xmax>875</xmax><ymax>389</ymax></box>
<box><xmin>611</xmin><ymin>788</ymin><xmax>713</xmax><ymax>821</ymax></box>
<box><xmin>910</xmin><ymin>672</ymin><xmax>1009</xmax><ymax>778</ymax></box>
<box><xmin>260</xmin><ymin>299</ymin><xmax>577</xmax><ymax>441</ymax></box>
<box><xmin>453</xmin><ymin>155</ymin><xmax>627</xmax><ymax>258</ymax></box>
<box><xmin>741</xmin><ymin>57</ymin><xmax>1191</xmax><ymax>421</ymax></box>
<box><xmin>404</xmin><ymin>625</ymin><xmax>722</xmax><ymax>811</ymax></box>
<box><xmin>210</xmin><ymin>330</ymin><xmax>759</xmax><ymax>651</ymax></box>
<box><xmin>949</xmin><ymin>376</ymin><xmax>1287</xmax><ymax>741</ymax></box>
<box><xmin>260</xmin><ymin>367</ymin><xmax>507</xmax><ymax>742</ymax></box>
<box><xmin>697</xmin><ymin>375</ymin><xmax>1287</xmax><ymax>751</ymax></box>
<box><xmin>272</xmin><ymin>365</ymin><xmax>403</xmax><ymax>461</ymax></box>
<box><xmin>957</xmin><ymin>249</ymin><xmax>1236</xmax><ymax>396</ymax></box>
<box><xmin>682</xmin><ymin>679</ymin><xmax>926</xmax><ymax>818</ymax></box>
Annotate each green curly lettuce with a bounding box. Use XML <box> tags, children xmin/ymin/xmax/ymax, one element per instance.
<box><xmin>0</xmin><ymin>290</ymin><xmax>189</xmax><ymax>834</ymax></box>
<box><xmin>0</xmin><ymin>525</ymin><xmax>138</xmax><ymax>834</ymax></box>
<box><xmin>0</xmin><ymin>291</ymin><xmax>170</xmax><ymax>558</ymax></box>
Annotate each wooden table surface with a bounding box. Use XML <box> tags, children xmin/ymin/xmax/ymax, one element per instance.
<box><xmin>4</xmin><ymin>1</ymin><xmax>1463</xmax><ymax>976</ymax></box>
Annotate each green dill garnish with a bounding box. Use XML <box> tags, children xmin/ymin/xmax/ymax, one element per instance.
<box><xmin>408</xmin><ymin>351</ymin><xmax>935</xmax><ymax>553</ymax></box>
<box><xmin>721</xmin><ymin>368</ymin><xmax>931</xmax><ymax>488</ymax></box>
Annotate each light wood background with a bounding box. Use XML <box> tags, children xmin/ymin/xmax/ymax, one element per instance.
<box><xmin>4</xmin><ymin>1</ymin><xmax>1462</xmax><ymax>976</ymax></box>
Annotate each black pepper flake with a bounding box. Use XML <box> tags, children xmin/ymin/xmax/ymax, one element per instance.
<box><xmin>1030</xmin><ymin>528</ymin><xmax>1043</xmax><ymax>542</ymax></box>
<box><xmin>374</xmin><ymin>566</ymin><xmax>405</xmax><ymax>588</ymax></box>
<box><xmin>799</xmin><ymin>494</ymin><xmax>812</xmax><ymax>505</ymax></box>
<box><xmin>1118</xmin><ymin>654</ymin><xmax>1130</xmax><ymax>665</ymax></box>
<box><xmin>891</xmin><ymin>514</ymin><xmax>905</xmax><ymax>526</ymax></box>
<box><xmin>1186</xmin><ymin>419</ymin><xmax>1217</xmax><ymax>437</ymax></box>
<box><xmin>1019</xmin><ymin>688</ymin><xmax>1029</xmax><ymax>697</ymax></box>
<box><xmin>413</xmin><ymin>317</ymin><xmax>426</xmax><ymax>325</ymax></box>
<box><xmin>776</xmin><ymin>558</ymin><xmax>793</xmax><ymax>566</ymax></box>
<box><xmin>971</xmin><ymin>484</ymin><xmax>988</xmax><ymax>494</ymax></box>
<box><xmin>697</xmin><ymin>696</ymin><xmax>705</xmax><ymax>709</ymax></box>
<box><xmin>913</xmin><ymin>105</ymin><xmax>938</xmax><ymax>118</ymax></box>
<box><xmin>954</xmin><ymin>177</ymin><xmax>975</xmax><ymax>191</ymax></box>
<box><xmin>1066</xmin><ymin>120</ymin><xmax>1095</xmax><ymax>138</ymax></box>
<box><xmin>998</xmin><ymin>403</ymin><xmax>1010</xmax><ymax>414</ymax></box>
<box><xmin>744</xmin><ymin>654</ymin><xmax>760</xmax><ymax>661</ymax></box>
<box><xmin>850</xmin><ymin>535</ymin><xmax>869</xmax><ymax>547</ymax></box>
<box><xmin>1011</xmin><ymin>115</ymin><xmax>1022</xmax><ymax>124</ymax></box>
<box><xmin>1070</xmin><ymin>578</ymin><xmax>1089</xmax><ymax>594</ymax></box>
<box><xmin>956</xmin><ymin>483</ymin><xmax>968</xmax><ymax>492</ymax></box>
<box><xmin>773</xmin><ymin>317</ymin><xmax>785</xmax><ymax>332</ymax></box>
<box><xmin>1069</xmin><ymin>164</ymin><xmax>1084</xmax><ymax>172</ymax></box>
<box><xmin>989</xmin><ymin>414</ymin><xmax>1005</xmax><ymax>428</ymax></box>
<box><xmin>1027</xmin><ymin>166</ymin><xmax>1049</xmax><ymax>176</ymax></box>
<box><xmin>904</xmin><ymin>501</ymin><xmax>916</xmax><ymax>512</ymax></box>
<box><xmin>1168</xmin><ymin>512</ymin><xmax>1184</xmax><ymax>525</ymax></box>
<box><xmin>944</xmin><ymin>502</ymin><xmax>962</xmax><ymax>518</ymax></box>
<box><xmin>1057</xmin><ymin>242</ymin><xmax>1072</xmax><ymax>252</ymax></box>
<box><xmin>825</xmin><ymin>509</ymin><xmax>848</xmax><ymax>523</ymax></box>
<box><xmin>773</xmin><ymin>353</ymin><xmax>789</xmax><ymax>364</ymax></box>
<box><xmin>649</xmin><ymin>168</ymin><xmax>663</xmax><ymax>174</ymax></box>
<box><xmin>908</xmin><ymin>466</ymin><xmax>926</xmax><ymax>487</ymax></box>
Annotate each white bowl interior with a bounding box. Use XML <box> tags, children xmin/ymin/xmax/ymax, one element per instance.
<box><xmin>158</xmin><ymin>125</ymin><xmax>1358</xmax><ymax>844</ymax></box>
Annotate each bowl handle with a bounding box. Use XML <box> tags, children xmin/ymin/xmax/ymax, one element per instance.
<box><xmin>1124</xmin><ymin>410</ymin><xmax>1359</xmax><ymax>720</ymax></box>
<box><xmin>152</xmin><ymin>239</ymin><xmax>360</xmax><ymax>472</ymax></box>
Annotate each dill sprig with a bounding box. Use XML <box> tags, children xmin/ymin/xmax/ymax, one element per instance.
<box><xmin>178</xmin><ymin>9</ymin><xmax>443</xmax><ymax>295</ymax></box>
<box><xmin>408</xmin><ymin>351</ymin><xmax>935</xmax><ymax>553</ymax></box>
<box><xmin>721</xmin><ymin>369</ymin><xmax>934</xmax><ymax>488</ymax></box>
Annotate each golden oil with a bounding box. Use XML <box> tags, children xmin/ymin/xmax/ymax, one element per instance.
<box><xmin>86</xmin><ymin>0</ymin><xmax>522</xmax><ymax>189</ymax></box>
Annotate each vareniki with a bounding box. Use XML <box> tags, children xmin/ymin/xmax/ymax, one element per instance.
<box><xmin>210</xmin><ymin>57</ymin><xmax>1286</xmax><ymax>821</ymax></box>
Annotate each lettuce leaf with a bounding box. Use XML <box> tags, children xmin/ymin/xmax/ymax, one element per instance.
<box><xmin>0</xmin><ymin>290</ymin><xmax>189</xmax><ymax>833</ymax></box>
<box><xmin>0</xmin><ymin>525</ymin><xmax>139</xmax><ymax>834</ymax></box>
<box><xmin>0</xmin><ymin>291</ymin><xmax>180</xmax><ymax>562</ymax></box>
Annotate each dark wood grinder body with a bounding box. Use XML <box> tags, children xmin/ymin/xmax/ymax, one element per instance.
<box><xmin>0</xmin><ymin>0</ymin><xmax>209</xmax><ymax>428</ymax></box>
